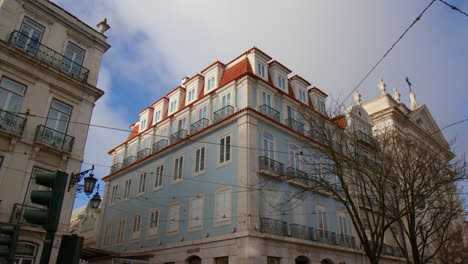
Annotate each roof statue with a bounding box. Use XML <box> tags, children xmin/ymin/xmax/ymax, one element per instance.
<box><xmin>354</xmin><ymin>90</ymin><xmax>361</xmax><ymax>104</ymax></box>
<box><xmin>378</xmin><ymin>78</ymin><xmax>386</xmax><ymax>94</ymax></box>
<box><xmin>393</xmin><ymin>88</ymin><xmax>401</xmax><ymax>103</ymax></box>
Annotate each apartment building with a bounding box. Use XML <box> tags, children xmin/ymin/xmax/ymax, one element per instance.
<box><xmin>0</xmin><ymin>0</ymin><xmax>110</xmax><ymax>262</ymax></box>
<box><xmin>95</xmin><ymin>47</ymin><xmax>405</xmax><ymax>264</ymax></box>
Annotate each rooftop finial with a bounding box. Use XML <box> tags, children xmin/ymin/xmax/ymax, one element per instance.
<box><xmin>354</xmin><ymin>90</ymin><xmax>361</xmax><ymax>104</ymax></box>
<box><xmin>97</xmin><ymin>18</ymin><xmax>110</xmax><ymax>34</ymax></box>
<box><xmin>378</xmin><ymin>78</ymin><xmax>386</xmax><ymax>95</ymax></box>
<box><xmin>393</xmin><ymin>88</ymin><xmax>401</xmax><ymax>103</ymax></box>
<box><xmin>410</xmin><ymin>91</ymin><xmax>418</xmax><ymax>110</ymax></box>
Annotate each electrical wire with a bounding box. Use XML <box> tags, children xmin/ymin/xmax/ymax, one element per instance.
<box><xmin>438</xmin><ymin>0</ymin><xmax>468</xmax><ymax>17</ymax></box>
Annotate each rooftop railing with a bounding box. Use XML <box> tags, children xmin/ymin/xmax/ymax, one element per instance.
<box><xmin>213</xmin><ymin>105</ymin><xmax>234</xmax><ymax>123</ymax></box>
<box><xmin>0</xmin><ymin>109</ymin><xmax>27</xmax><ymax>135</ymax></box>
<box><xmin>123</xmin><ymin>156</ymin><xmax>136</xmax><ymax>167</ymax></box>
<box><xmin>190</xmin><ymin>118</ymin><xmax>210</xmax><ymax>134</ymax></box>
<box><xmin>152</xmin><ymin>139</ymin><xmax>168</xmax><ymax>153</ymax></box>
<box><xmin>137</xmin><ymin>148</ymin><xmax>151</xmax><ymax>160</ymax></box>
<box><xmin>259</xmin><ymin>156</ymin><xmax>284</xmax><ymax>175</ymax></box>
<box><xmin>259</xmin><ymin>104</ymin><xmax>280</xmax><ymax>122</ymax></box>
<box><xmin>34</xmin><ymin>125</ymin><xmax>74</xmax><ymax>152</ymax></box>
<box><xmin>170</xmin><ymin>129</ymin><xmax>188</xmax><ymax>144</ymax></box>
<box><xmin>110</xmin><ymin>162</ymin><xmax>123</xmax><ymax>174</ymax></box>
<box><xmin>260</xmin><ymin>217</ymin><xmax>287</xmax><ymax>236</ymax></box>
<box><xmin>285</xmin><ymin>118</ymin><xmax>305</xmax><ymax>134</ymax></box>
<box><xmin>9</xmin><ymin>31</ymin><xmax>90</xmax><ymax>82</ymax></box>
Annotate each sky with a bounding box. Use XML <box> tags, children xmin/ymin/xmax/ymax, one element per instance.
<box><xmin>51</xmin><ymin>0</ymin><xmax>468</xmax><ymax>209</ymax></box>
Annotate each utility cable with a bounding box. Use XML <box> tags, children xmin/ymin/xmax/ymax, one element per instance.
<box><xmin>438</xmin><ymin>0</ymin><xmax>468</xmax><ymax>17</ymax></box>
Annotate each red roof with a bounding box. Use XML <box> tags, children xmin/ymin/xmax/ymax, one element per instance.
<box><xmin>137</xmin><ymin>106</ymin><xmax>153</xmax><ymax>116</ymax></box>
<box><xmin>151</xmin><ymin>97</ymin><xmax>168</xmax><ymax>106</ymax></box>
<box><xmin>218</xmin><ymin>57</ymin><xmax>253</xmax><ymax>87</ymax></box>
<box><xmin>332</xmin><ymin>115</ymin><xmax>347</xmax><ymax>129</ymax></box>
<box><xmin>201</xmin><ymin>61</ymin><xmax>225</xmax><ymax>74</ymax></box>
<box><xmin>290</xmin><ymin>74</ymin><xmax>311</xmax><ymax>86</ymax></box>
<box><xmin>309</xmin><ymin>86</ymin><xmax>328</xmax><ymax>97</ymax></box>
<box><xmin>183</xmin><ymin>73</ymin><xmax>204</xmax><ymax>86</ymax></box>
<box><xmin>268</xmin><ymin>60</ymin><xmax>292</xmax><ymax>73</ymax></box>
<box><xmin>126</xmin><ymin>124</ymin><xmax>139</xmax><ymax>141</ymax></box>
<box><xmin>166</xmin><ymin>86</ymin><xmax>185</xmax><ymax>97</ymax></box>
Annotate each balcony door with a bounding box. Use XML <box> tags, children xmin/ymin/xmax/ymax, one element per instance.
<box><xmin>63</xmin><ymin>42</ymin><xmax>85</xmax><ymax>77</ymax></box>
<box><xmin>0</xmin><ymin>77</ymin><xmax>26</xmax><ymax>116</ymax></box>
<box><xmin>44</xmin><ymin>99</ymin><xmax>72</xmax><ymax>147</ymax></box>
<box><xmin>18</xmin><ymin>17</ymin><xmax>44</xmax><ymax>53</ymax></box>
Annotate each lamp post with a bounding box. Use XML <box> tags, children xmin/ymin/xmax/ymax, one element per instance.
<box><xmin>68</xmin><ymin>165</ymin><xmax>102</xmax><ymax>208</ymax></box>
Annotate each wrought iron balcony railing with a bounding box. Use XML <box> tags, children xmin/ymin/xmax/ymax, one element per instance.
<box><xmin>289</xmin><ymin>223</ymin><xmax>314</xmax><ymax>240</ymax></box>
<box><xmin>336</xmin><ymin>234</ymin><xmax>357</xmax><ymax>249</ymax></box>
<box><xmin>286</xmin><ymin>167</ymin><xmax>310</xmax><ymax>186</ymax></box>
<box><xmin>259</xmin><ymin>156</ymin><xmax>284</xmax><ymax>175</ymax></box>
<box><xmin>10</xmin><ymin>203</ymin><xmax>43</xmax><ymax>226</ymax></box>
<box><xmin>170</xmin><ymin>129</ymin><xmax>188</xmax><ymax>144</ymax></box>
<box><xmin>190</xmin><ymin>118</ymin><xmax>210</xmax><ymax>134</ymax></box>
<box><xmin>356</xmin><ymin>153</ymin><xmax>380</xmax><ymax>171</ymax></box>
<box><xmin>260</xmin><ymin>217</ymin><xmax>287</xmax><ymax>236</ymax></box>
<box><xmin>123</xmin><ymin>156</ymin><xmax>136</xmax><ymax>167</ymax></box>
<box><xmin>356</xmin><ymin>130</ymin><xmax>379</xmax><ymax>148</ymax></box>
<box><xmin>285</xmin><ymin>118</ymin><xmax>305</xmax><ymax>134</ymax></box>
<box><xmin>110</xmin><ymin>162</ymin><xmax>123</xmax><ymax>173</ymax></box>
<box><xmin>213</xmin><ymin>105</ymin><xmax>234</xmax><ymax>123</ymax></box>
<box><xmin>9</xmin><ymin>31</ymin><xmax>90</xmax><ymax>82</ymax></box>
<box><xmin>259</xmin><ymin>104</ymin><xmax>280</xmax><ymax>122</ymax></box>
<box><xmin>382</xmin><ymin>244</ymin><xmax>404</xmax><ymax>257</ymax></box>
<box><xmin>152</xmin><ymin>139</ymin><xmax>168</xmax><ymax>153</ymax></box>
<box><xmin>316</xmin><ymin>230</ymin><xmax>337</xmax><ymax>245</ymax></box>
<box><xmin>34</xmin><ymin>125</ymin><xmax>74</xmax><ymax>152</ymax></box>
<box><xmin>0</xmin><ymin>109</ymin><xmax>27</xmax><ymax>135</ymax></box>
<box><xmin>137</xmin><ymin>148</ymin><xmax>151</xmax><ymax>160</ymax></box>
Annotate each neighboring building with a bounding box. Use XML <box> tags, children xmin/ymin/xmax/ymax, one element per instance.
<box><xmin>70</xmin><ymin>204</ymin><xmax>101</xmax><ymax>249</ymax></box>
<box><xmin>95</xmin><ymin>47</ymin><xmax>403</xmax><ymax>264</ymax></box>
<box><xmin>0</xmin><ymin>0</ymin><xmax>110</xmax><ymax>262</ymax></box>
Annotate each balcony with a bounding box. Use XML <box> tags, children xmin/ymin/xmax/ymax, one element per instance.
<box><xmin>356</xmin><ymin>130</ymin><xmax>379</xmax><ymax>148</ymax></box>
<box><xmin>286</xmin><ymin>167</ymin><xmax>310</xmax><ymax>186</ymax></box>
<box><xmin>336</xmin><ymin>234</ymin><xmax>357</xmax><ymax>248</ymax></box>
<box><xmin>290</xmin><ymin>224</ymin><xmax>314</xmax><ymax>240</ymax></box>
<box><xmin>316</xmin><ymin>230</ymin><xmax>337</xmax><ymax>245</ymax></box>
<box><xmin>383</xmin><ymin>244</ymin><xmax>404</xmax><ymax>257</ymax></box>
<box><xmin>0</xmin><ymin>109</ymin><xmax>27</xmax><ymax>135</ymax></box>
<box><xmin>9</xmin><ymin>31</ymin><xmax>90</xmax><ymax>82</ymax></box>
<box><xmin>110</xmin><ymin>162</ymin><xmax>123</xmax><ymax>173</ymax></box>
<box><xmin>34</xmin><ymin>125</ymin><xmax>74</xmax><ymax>152</ymax></box>
<box><xmin>10</xmin><ymin>203</ymin><xmax>42</xmax><ymax>226</ymax></box>
<box><xmin>152</xmin><ymin>139</ymin><xmax>168</xmax><ymax>153</ymax></box>
<box><xmin>260</xmin><ymin>217</ymin><xmax>287</xmax><ymax>236</ymax></box>
<box><xmin>285</xmin><ymin>118</ymin><xmax>304</xmax><ymax>134</ymax></box>
<box><xmin>213</xmin><ymin>105</ymin><xmax>234</xmax><ymax>123</ymax></box>
<box><xmin>170</xmin><ymin>129</ymin><xmax>188</xmax><ymax>144</ymax></box>
<box><xmin>190</xmin><ymin>118</ymin><xmax>210</xmax><ymax>134</ymax></box>
<box><xmin>137</xmin><ymin>148</ymin><xmax>151</xmax><ymax>160</ymax></box>
<box><xmin>259</xmin><ymin>156</ymin><xmax>284</xmax><ymax>175</ymax></box>
<box><xmin>258</xmin><ymin>104</ymin><xmax>280</xmax><ymax>122</ymax></box>
<box><xmin>123</xmin><ymin>156</ymin><xmax>136</xmax><ymax>167</ymax></box>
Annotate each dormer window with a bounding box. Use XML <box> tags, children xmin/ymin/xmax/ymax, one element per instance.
<box><xmin>299</xmin><ymin>89</ymin><xmax>307</xmax><ymax>103</ymax></box>
<box><xmin>257</xmin><ymin>63</ymin><xmax>266</xmax><ymax>79</ymax></box>
<box><xmin>140</xmin><ymin>119</ymin><xmax>147</xmax><ymax>131</ymax></box>
<box><xmin>187</xmin><ymin>88</ymin><xmax>196</xmax><ymax>103</ymax></box>
<box><xmin>278</xmin><ymin>76</ymin><xmax>287</xmax><ymax>91</ymax></box>
<box><xmin>170</xmin><ymin>100</ymin><xmax>178</xmax><ymax>113</ymax></box>
<box><xmin>207</xmin><ymin>76</ymin><xmax>216</xmax><ymax>91</ymax></box>
<box><xmin>154</xmin><ymin>110</ymin><xmax>161</xmax><ymax>123</ymax></box>
<box><xmin>316</xmin><ymin>99</ymin><xmax>326</xmax><ymax>114</ymax></box>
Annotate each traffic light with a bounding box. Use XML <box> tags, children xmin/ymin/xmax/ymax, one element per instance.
<box><xmin>24</xmin><ymin>171</ymin><xmax>68</xmax><ymax>232</ymax></box>
<box><xmin>0</xmin><ymin>224</ymin><xmax>20</xmax><ymax>263</ymax></box>
<box><xmin>56</xmin><ymin>235</ymin><xmax>84</xmax><ymax>264</ymax></box>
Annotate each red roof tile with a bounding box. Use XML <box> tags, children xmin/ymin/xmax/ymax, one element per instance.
<box><xmin>137</xmin><ymin>106</ymin><xmax>153</xmax><ymax>116</ymax></box>
<box><xmin>201</xmin><ymin>61</ymin><xmax>225</xmax><ymax>74</ymax></box>
<box><xmin>127</xmin><ymin>124</ymin><xmax>139</xmax><ymax>141</ymax></box>
<box><xmin>308</xmin><ymin>86</ymin><xmax>328</xmax><ymax>97</ymax></box>
<box><xmin>218</xmin><ymin>57</ymin><xmax>253</xmax><ymax>87</ymax></box>
<box><xmin>183</xmin><ymin>73</ymin><xmax>204</xmax><ymax>86</ymax></box>
<box><xmin>290</xmin><ymin>74</ymin><xmax>311</xmax><ymax>86</ymax></box>
<box><xmin>268</xmin><ymin>60</ymin><xmax>292</xmax><ymax>73</ymax></box>
<box><xmin>332</xmin><ymin>115</ymin><xmax>347</xmax><ymax>129</ymax></box>
<box><xmin>151</xmin><ymin>97</ymin><xmax>168</xmax><ymax>106</ymax></box>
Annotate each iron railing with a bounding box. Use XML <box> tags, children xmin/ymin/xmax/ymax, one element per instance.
<box><xmin>285</xmin><ymin>118</ymin><xmax>304</xmax><ymax>134</ymax></box>
<box><xmin>382</xmin><ymin>244</ymin><xmax>404</xmax><ymax>257</ymax></box>
<box><xmin>260</xmin><ymin>217</ymin><xmax>287</xmax><ymax>236</ymax></box>
<box><xmin>110</xmin><ymin>162</ymin><xmax>123</xmax><ymax>173</ymax></box>
<box><xmin>10</xmin><ymin>203</ymin><xmax>43</xmax><ymax>226</ymax></box>
<box><xmin>170</xmin><ymin>129</ymin><xmax>187</xmax><ymax>144</ymax></box>
<box><xmin>9</xmin><ymin>31</ymin><xmax>90</xmax><ymax>82</ymax></box>
<box><xmin>290</xmin><ymin>224</ymin><xmax>314</xmax><ymax>240</ymax></box>
<box><xmin>152</xmin><ymin>139</ymin><xmax>168</xmax><ymax>153</ymax></box>
<box><xmin>259</xmin><ymin>156</ymin><xmax>284</xmax><ymax>175</ymax></box>
<box><xmin>213</xmin><ymin>105</ymin><xmax>234</xmax><ymax>122</ymax></box>
<box><xmin>356</xmin><ymin>130</ymin><xmax>379</xmax><ymax>148</ymax></box>
<box><xmin>0</xmin><ymin>109</ymin><xmax>27</xmax><ymax>135</ymax></box>
<box><xmin>190</xmin><ymin>118</ymin><xmax>210</xmax><ymax>134</ymax></box>
<box><xmin>356</xmin><ymin>153</ymin><xmax>380</xmax><ymax>171</ymax></box>
<box><xmin>337</xmin><ymin>234</ymin><xmax>357</xmax><ymax>248</ymax></box>
<box><xmin>137</xmin><ymin>148</ymin><xmax>151</xmax><ymax>160</ymax></box>
<box><xmin>316</xmin><ymin>230</ymin><xmax>337</xmax><ymax>245</ymax></box>
<box><xmin>123</xmin><ymin>156</ymin><xmax>136</xmax><ymax>167</ymax></box>
<box><xmin>286</xmin><ymin>167</ymin><xmax>310</xmax><ymax>186</ymax></box>
<box><xmin>259</xmin><ymin>104</ymin><xmax>280</xmax><ymax>122</ymax></box>
<box><xmin>34</xmin><ymin>125</ymin><xmax>74</xmax><ymax>152</ymax></box>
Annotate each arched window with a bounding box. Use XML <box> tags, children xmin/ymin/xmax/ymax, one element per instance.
<box><xmin>187</xmin><ymin>255</ymin><xmax>202</xmax><ymax>264</ymax></box>
<box><xmin>295</xmin><ymin>255</ymin><xmax>310</xmax><ymax>264</ymax></box>
<box><xmin>15</xmin><ymin>241</ymin><xmax>37</xmax><ymax>264</ymax></box>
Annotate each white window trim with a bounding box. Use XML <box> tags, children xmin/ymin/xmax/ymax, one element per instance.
<box><xmin>206</xmin><ymin>75</ymin><xmax>216</xmax><ymax>92</ymax></box>
<box><xmin>262</xmin><ymin>187</ymin><xmax>281</xmax><ymax>220</ymax></box>
<box><xmin>130</xmin><ymin>212</ymin><xmax>143</xmax><ymax>242</ymax></box>
<box><xmin>167</xmin><ymin>201</ymin><xmax>181</xmax><ymax>235</ymax></box>
<box><xmin>172</xmin><ymin>153</ymin><xmax>185</xmax><ymax>184</ymax></box>
<box><xmin>109</xmin><ymin>182</ymin><xmax>120</xmax><ymax>207</ymax></box>
<box><xmin>136</xmin><ymin>171</ymin><xmax>147</xmax><ymax>197</ymax></box>
<box><xmin>315</xmin><ymin>203</ymin><xmax>328</xmax><ymax>231</ymax></box>
<box><xmin>116</xmin><ymin>217</ymin><xmax>127</xmax><ymax>245</ymax></box>
<box><xmin>291</xmin><ymin>195</ymin><xmax>306</xmax><ymax>226</ymax></box>
<box><xmin>262</xmin><ymin>129</ymin><xmax>277</xmax><ymax>160</ymax></box>
<box><xmin>122</xmin><ymin>177</ymin><xmax>132</xmax><ymax>201</ymax></box>
<box><xmin>152</xmin><ymin>161</ymin><xmax>165</xmax><ymax>191</ymax></box>
<box><xmin>193</xmin><ymin>144</ymin><xmax>207</xmax><ymax>176</ymax></box>
<box><xmin>214</xmin><ymin>186</ymin><xmax>232</xmax><ymax>227</ymax></box>
<box><xmin>147</xmin><ymin>208</ymin><xmax>160</xmax><ymax>239</ymax></box>
<box><xmin>288</xmin><ymin>142</ymin><xmax>301</xmax><ymax>170</ymax></box>
<box><xmin>216</xmin><ymin>131</ymin><xmax>233</xmax><ymax>168</ymax></box>
<box><xmin>103</xmin><ymin>222</ymin><xmax>112</xmax><ymax>247</ymax></box>
<box><xmin>188</xmin><ymin>194</ymin><xmax>205</xmax><ymax>231</ymax></box>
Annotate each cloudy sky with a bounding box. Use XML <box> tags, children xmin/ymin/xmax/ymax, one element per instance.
<box><xmin>52</xmin><ymin>0</ymin><xmax>468</xmax><ymax>208</ymax></box>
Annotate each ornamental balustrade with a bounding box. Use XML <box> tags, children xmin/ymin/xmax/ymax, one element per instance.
<box><xmin>259</xmin><ymin>217</ymin><xmax>287</xmax><ymax>236</ymax></box>
<box><xmin>9</xmin><ymin>31</ymin><xmax>90</xmax><ymax>82</ymax></box>
<box><xmin>285</xmin><ymin>118</ymin><xmax>305</xmax><ymax>134</ymax></box>
<box><xmin>123</xmin><ymin>156</ymin><xmax>136</xmax><ymax>167</ymax></box>
<box><xmin>110</xmin><ymin>162</ymin><xmax>123</xmax><ymax>173</ymax></box>
<box><xmin>137</xmin><ymin>148</ymin><xmax>151</xmax><ymax>160</ymax></box>
<box><xmin>34</xmin><ymin>125</ymin><xmax>74</xmax><ymax>152</ymax></box>
<box><xmin>213</xmin><ymin>105</ymin><xmax>234</xmax><ymax>123</ymax></box>
<box><xmin>316</xmin><ymin>230</ymin><xmax>337</xmax><ymax>245</ymax></box>
<box><xmin>170</xmin><ymin>129</ymin><xmax>188</xmax><ymax>144</ymax></box>
<box><xmin>336</xmin><ymin>234</ymin><xmax>357</xmax><ymax>248</ymax></box>
<box><xmin>289</xmin><ymin>223</ymin><xmax>314</xmax><ymax>240</ymax></box>
<box><xmin>190</xmin><ymin>118</ymin><xmax>210</xmax><ymax>134</ymax></box>
<box><xmin>152</xmin><ymin>139</ymin><xmax>168</xmax><ymax>153</ymax></box>
<box><xmin>259</xmin><ymin>104</ymin><xmax>280</xmax><ymax>122</ymax></box>
<box><xmin>0</xmin><ymin>109</ymin><xmax>27</xmax><ymax>135</ymax></box>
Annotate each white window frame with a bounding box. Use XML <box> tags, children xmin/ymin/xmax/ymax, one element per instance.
<box><xmin>187</xmin><ymin>88</ymin><xmax>196</xmax><ymax>103</ymax></box>
<box><xmin>262</xmin><ymin>91</ymin><xmax>272</xmax><ymax>107</ymax></box>
<box><xmin>137</xmin><ymin>171</ymin><xmax>147</xmax><ymax>196</ymax></box>
<box><xmin>116</xmin><ymin>217</ymin><xmax>126</xmax><ymax>244</ymax></box>
<box><xmin>188</xmin><ymin>195</ymin><xmax>204</xmax><ymax>231</ymax></box>
<box><xmin>206</xmin><ymin>75</ymin><xmax>216</xmax><ymax>91</ymax></box>
<box><xmin>140</xmin><ymin>119</ymin><xmax>147</xmax><ymax>131</ymax></box>
<box><xmin>14</xmin><ymin>241</ymin><xmax>38</xmax><ymax>264</ymax></box>
<box><xmin>193</xmin><ymin>144</ymin><xmax>207</xmax><ymax>176</ymax></box>
<box><xmin>337</xmin><ymin>211</ymin><xmax>349</xmax><ymax>235</ymax></box>
<box><xmin>221</xmin><ymin>92</ymin><xmax>232</xmax><ymax>108</ymax></box>
<box><xmin>123</xmin><ymin>177</ymin><xmax>132</xmax><ymax>200</ymax></box>
<box><xmin>172</xmin><ymin>154</ymin><xmax>184</xmax><ymax>183</ymax></box>
<box><xmin>167</xmin><ymin>201</ymin><xmax>181</xmax><ymax>235</ymax></box>
<box><xmin>169</xmin><ymin>100</ymin><xmax>178</xmax><ymax>113</ymax></box>
<box><xmin>299</xmin><ymin>89</ymin><xmax>307</xmax><ymax>103</ymax></box>
<box><xmin>217</xmin><ymin>132</ymin><xmax>232</xmax><ymax>167</ymax></box>
<box><xmin>291</xmin><ymin>196</ymin><xmax>306</xmax><ymax>225</ymax></box>
<box><xmin>110</xmin><ymin>183</ymin><xmax>119</xmax><ymax>206</ymax></box>
<box><xmin>263</xmin><ymin>188</ymin><xmax>281</xmax><ymax>220</ymax></box>
<box><xmin>103</xmin><ymin>222</ymin><xmax>112</xmax><ymax>247</ymax></box>
<box><xmin>277</xmin><ymin>75</ymin><xmax>287</xmax><ymax>91</ymax></box>
<box><xmin>131</xmin><ymin>213</ymin><xmax>143</xmax><ymax>241</ymax></box>
<box><xmin>0</xmin><ymin>76</ymin><xmax>26</xmax><ymax>113</ymax></box>
<box><xmin>316</xmin><ymin>204</ymin><xmax>328</xmax><ymax>231</ymax></box>
<box><xmin>154</xmin><ymin>109</ymin><xmax>162</xmax><ymax>123</ymax></box>
<box><xmin>148</xmin><ymin>208</ymin><xmax>160</xmax><ymax>238</ymax></box>
<box><xmin>257</xmin><ymin>62</ymin><xmax>266</xmax><ymax>78</ymax></box>
<box><xmin>198</xmin><ymin>104</ymin><xmax>208</xmax><ymax>120</ymax></box>
<box><xmin>263</xmin><ymin>131</ymin><xmax>275</xmax><ymax>160</ymax></box>
<box><xmin>289</xmin><ymin>143</ymin><xmax>301</xmax><ymax>170</ymax></box>
<box><xmin>214</xmin><ymin>187</ymin><xmax>232</xmax><ymax>226</ymax></box>
<box><xmin>153</xmin><ymin>162</ymin><xmax>164</xmax><ymax>190</ymax></box>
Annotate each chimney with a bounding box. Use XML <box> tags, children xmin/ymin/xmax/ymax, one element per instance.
<box><xmin>410</xmin><ymin>92</ymin><xmax>418</xmax><ymax>110</ymax></box>
<box><xmin>181</xmin><ymin>76</ymin><xmax>189</xmax><ymax>87</ymax></box>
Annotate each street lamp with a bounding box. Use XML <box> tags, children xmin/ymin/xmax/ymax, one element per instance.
<box><xmin>89</xmin><ymin>187</ymin><xmax>102</xmax><ymax>209</ymax></box>
<box><xmin>68</xmin><ymin>165</ymin><xmax>102</xmax><ymax>208</ymax></box>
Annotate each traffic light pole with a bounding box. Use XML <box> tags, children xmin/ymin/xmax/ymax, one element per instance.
<box><xmin>38</xmin><ymin>231</ymin><xmax>55</xmax><ymax>264</ymax></box>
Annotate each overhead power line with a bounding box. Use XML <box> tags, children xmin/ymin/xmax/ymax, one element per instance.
<box><xmin>438</xmin><ymin>0</ymin><xmax>468</xmax><ymax>17</ymax></box>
